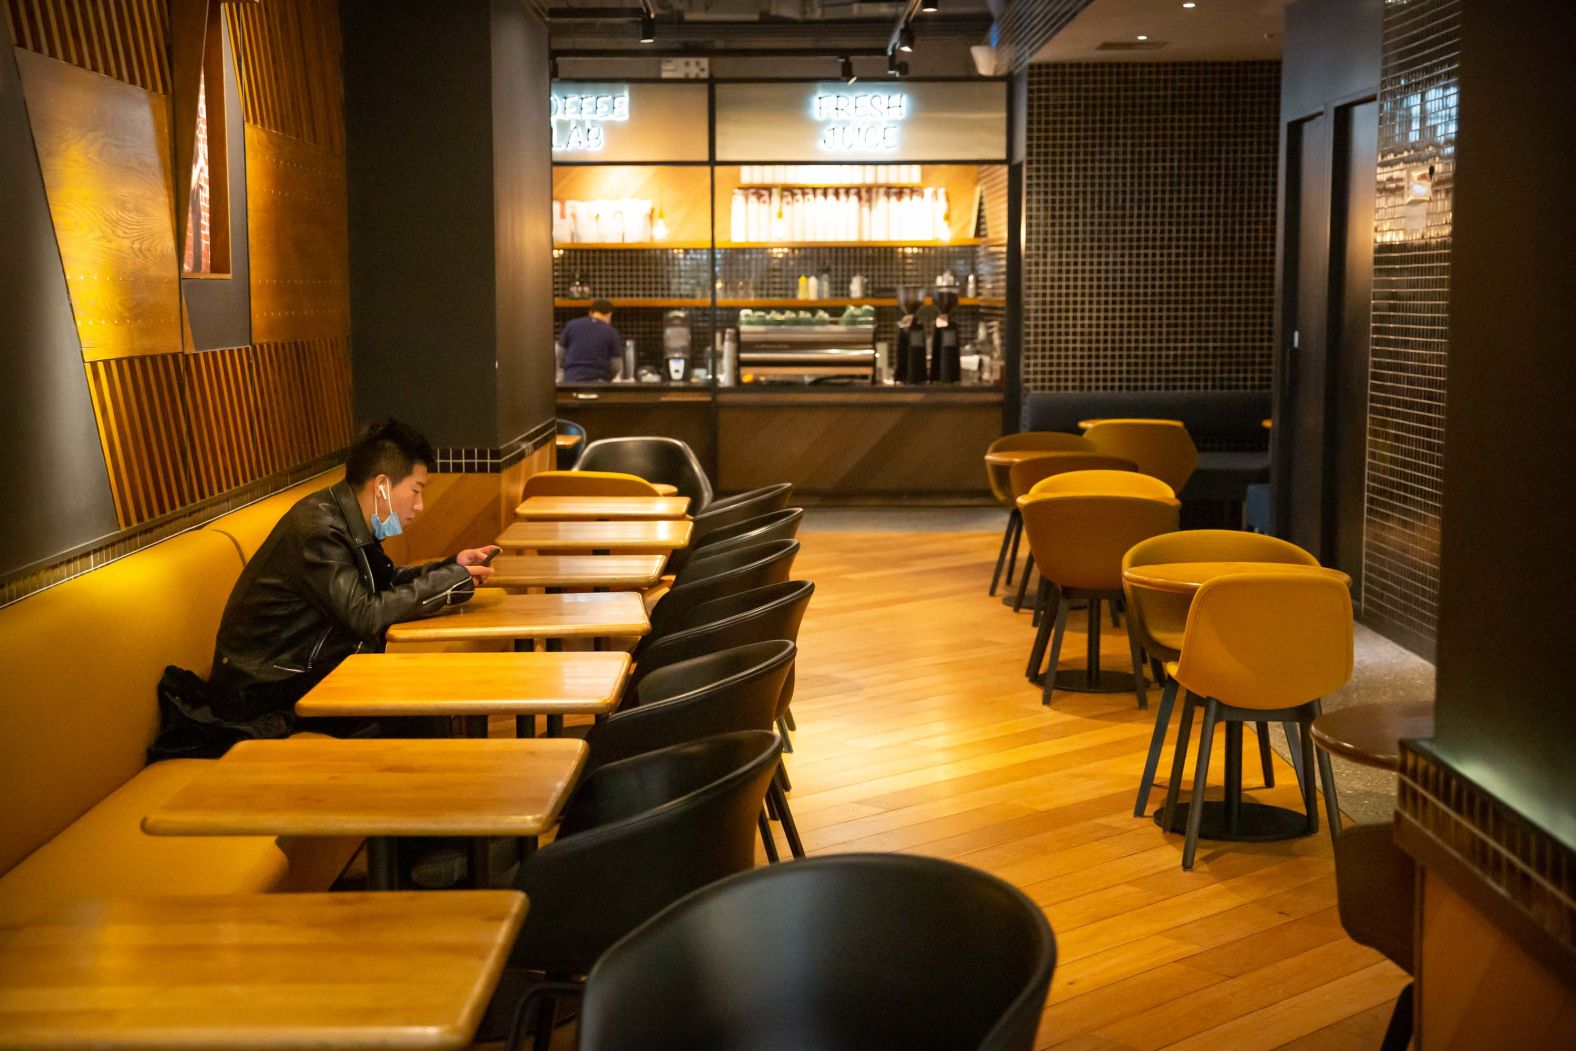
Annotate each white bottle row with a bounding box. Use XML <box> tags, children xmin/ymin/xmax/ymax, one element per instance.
<box><xmin>736</xmin><ymin>164</ymin><xmax>923</xmax><ymax>187</ymax></box>
<box><xmin>552</xmin><ymin>198</ymin><xmax>658</xmax><ymax>244</ymax></box>
<box><xmin>729</xmin><ymin>186</ymin><xmax>951</xmax><ymax>244</ymax></box>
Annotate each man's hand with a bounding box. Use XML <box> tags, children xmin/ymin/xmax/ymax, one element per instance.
<box><xmin>456</xmin><ymin>546</ymin><xmax>501</xmax><ymax>582</ymax></box>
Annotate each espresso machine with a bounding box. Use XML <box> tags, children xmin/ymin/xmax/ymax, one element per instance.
<box><xmin>895</xmin><ymin>286</ymin><xmax>929</xmax><ymax>385</ymax></box>
<box><xmin>928</xmin><ymin>274</ymin><xmax>961</xmax><ymax>384</ymax></box>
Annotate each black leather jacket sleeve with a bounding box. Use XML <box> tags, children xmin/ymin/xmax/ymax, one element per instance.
<box><xmin>295</xmin><ymin>527</ymin><xmax>472</xmax><ymax>642</ymax></box>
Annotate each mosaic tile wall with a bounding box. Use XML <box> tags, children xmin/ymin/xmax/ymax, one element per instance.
<box><xmin>1020</xmin><ymin>62</ymin><xmax>1281</xmax><ymax>393</ymax></box>
<box><xmin>1362</xmin><ymin>0</ymin><xmax>1459</xmax><ymax>656</ymax></box>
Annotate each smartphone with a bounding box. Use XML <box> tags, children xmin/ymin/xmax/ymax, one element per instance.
<box><xmin>479</xmin><ymin>546</ymin><xmax>501</xmax><ymax>566</ymax></box>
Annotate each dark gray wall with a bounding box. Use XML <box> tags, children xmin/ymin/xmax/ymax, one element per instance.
<box><xmin>1280</xmin><ymin>0</ymin><xmax>1383</xmax><ymax>121</ymax></box>
<box><xmin>342</xmin><ymin>0</ymin><xmax>501</xmax><ymax>447</ymax></box>
<box><xmin>0</xmin><ymin>43</ymin><xmax>120</xmax><ymax>577</ymax></box>
<box><xmin>1434</xmin><ymin>0</ymin><xmax>1576</xmax><ymax>848</ymax></box>
<box><xmin>490</xmin><ymin>0</ymin><xmax>555</xmax><ymax>443</ymax></box>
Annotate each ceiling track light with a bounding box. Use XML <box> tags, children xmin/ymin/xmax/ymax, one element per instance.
<box><xmin>898</xmin><ymin>24</ymin><xmax>915</xmax><ymax>52</ymax></box>
<box><xmin>639</xmin><ymin>11</ymin><xmax>655</xmax><ymax>44</ymax></box>
<box><xmin>920</xmin><ymin>0</ymin><xmax>940</xmax><ymax>11</ymax></box>
<box><xmin>549</xmin><ymin>56</ymin><xmax>559</xmax><ymax>79</ymax></box>
<box><xmin>886</xmin><ymin>49</ymin><xmax>899</xmax><ymax>75</ymax></box>
<box><xmin>841</xmin><ymin>56</ymin><xmax>857</xmax><ymax>83</ymax></box>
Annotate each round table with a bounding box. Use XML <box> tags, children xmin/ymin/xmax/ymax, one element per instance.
<box><xmin>1122</xmin><ymin>561</ymin><xmax>1352</xmax><ymax>595</ymax></box>
<box><xmin>1311</xmin><ymin>700</ymin><xmax>1435</xmax><ymax>770</ymax></box>
<box><xmin>984</xmin><ymin>449</ymin><xmax>1069</xmax><ymax>467</ymax></box>
<box><xmin>1078</xmin><ymin>418</ymin><xmax>1185</xmax><ymax>430</ymax></box>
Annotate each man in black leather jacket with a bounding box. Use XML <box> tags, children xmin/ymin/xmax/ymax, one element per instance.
<box><xmin>209</xmin><ymin>420</ymin><xmax>498</xmax><ymax>723</ymax></box>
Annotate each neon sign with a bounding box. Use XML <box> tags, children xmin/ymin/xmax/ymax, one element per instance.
<box><xmin>812</xmin><ymin>90</ymin><xmax>909</xmax><ymax>152</ymax></box>
<box><xmin>550</xmin><ymin>88</ymin><xmax>630</xmax><ymax>153</ymax></box>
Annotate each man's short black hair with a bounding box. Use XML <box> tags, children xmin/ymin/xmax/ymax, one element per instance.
<box><xmin>590</xmin><ymin>298</ymin><xmax>614</xmax><ymax>315</ymax></box>
<box><xmin>345</xmin><ymin>419</ymin><xmax>435</xmax><ymax>488</ymax></box>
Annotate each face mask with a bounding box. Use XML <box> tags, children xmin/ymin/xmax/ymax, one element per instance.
<box><xmin>371</xmin><ymin>482</ymin><xmax>403</xmax><ymax>540</ymax></box>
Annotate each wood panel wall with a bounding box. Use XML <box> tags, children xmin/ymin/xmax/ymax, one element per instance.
<box><xmin>4</xmin><ymin>0</ymin><xmax>353</xmax><ymax>530</ymax></box>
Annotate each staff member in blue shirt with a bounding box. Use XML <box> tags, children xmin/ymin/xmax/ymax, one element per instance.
<box><xmin>559</xmin><ymin>298</ymin><xmax>625</xmax><ymax>382</ymax></box>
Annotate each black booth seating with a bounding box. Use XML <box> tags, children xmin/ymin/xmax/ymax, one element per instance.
<box><xmin>1020</xmin><ymin>391</ymin><xmax>1271</xmax><ymax>504</ymax></box>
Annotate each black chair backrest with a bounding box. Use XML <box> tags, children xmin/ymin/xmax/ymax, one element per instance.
<box><xmin>579</xmin><ymin>853</ymin><xmax>1058</xmax><ymax>1051</ymax></box>
<box><xmin>630</xmin><ymin>580</ymin><xmax>814</xmax><ymax>694</ymax></box>
<box><xmin>703</xmin><ymin>482</ymin><xmax>793</xmax><ymax>516</ymax></box>
<box><xmin>511</xmin><ymin>730</ymin><xmax>783</xmax><ymax>976</ymax></box>
<box><xmin>691</xmin><ymin>507</ymin><xmax>804</xmax><ymax>555</ymax></box>
<box><xmin>584</xmin><ymin>640</ymin><xmax>795</xmax><ymax>774</ymax></box>
<box><xmin>577</xmin><ymin>437</ymin><xmax>714</xmax><ymax>511</ymax></box>
<box><xmin>667</xmin><ymin>484</ymin><xmax>796</xmax><ymax>575</ymax></box>
<box><xmin>642</xmin><ymin>540</ymin><xmax>800</xmax><ymax>649</ymax></box>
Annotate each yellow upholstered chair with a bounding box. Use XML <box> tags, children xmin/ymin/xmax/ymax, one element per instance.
<box><xmin>1159</xmin><ymin>572</ymin><xmax>1351</xmax><ymax>869</ymax></box>
<box><xmin>522</xmin><ymin>470</ymin><xmax>662</xmax><ymax>498</ymax></box>
<box><xmin>1018</xmin><ymin>493</ymin><xmax>1178</xmax><ymax>707</ymax></box>
<box><xmin>984</xmin><ymin>433</ymin><xmax>1096</xmax><ymax>597</ymax></box>
<box><xmin>1028</xmin><ymin>470</ymin><xmax>1175</xmax><ymax>501</ymax></box>
<box><xmin>1003</xmin><ymin>453</ymin><xmax>1137</xmax><ymax>613</ymax></box>
<box><xmin>1125</xmin><ymin>530</ymin><xmax>1320</xmax><ymax>818</ymax></box>
<box><xmin>1084</xmin><ymin>420</ymin><xmax>1200</xmax><ymax>494</ymax></box>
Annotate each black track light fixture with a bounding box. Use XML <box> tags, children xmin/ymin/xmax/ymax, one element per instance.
<box><xmin>639</xmin><ymin>11</ymin><xmax>655</xmax><ymax>44</ymax></box>
<box><xmin>886</xmin><ymin>48</ymin><xmax>899</xmax><ymax>75</ymax></box>
<box><xmin>920</xmin><ymin>0</ymin><xmax>940</xmax><ymax>11</ymax></box>
<box><xmin>841</xmin><ymin>55</ymin><xmax>857</xmax><ymax>83</ymax></box>
<box><xmin>898</xmin><ymin>24</ymin><xmax>915</xmax><ymax>53</ymax></box>
<box><xmin>549</xmin><ymin>56</ymin><xmax>559</xmax><ymax>80</ymax></box>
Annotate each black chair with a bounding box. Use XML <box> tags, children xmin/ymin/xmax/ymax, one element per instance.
<box><xmin>702</xmin><ymin>481</ymin><xmax>793</xmax><ymax>516</ymax></box>
<box><xmin>643</xmin><ymin>540</ymin><xmax>800</xmax><ymax>654</ymax></box>
<box><xmin>691</xmin><ymin>507</ymin><xmax>803</xmax><ymax>555</ymax></box>
<box><xmin>576</xmin><ymin>437</ymin><xmax>714</xmax><ymax>512</ymax></box>
<box><xmin>555</xmin><ymin>417</ymin><xmax>586</xmax><ymax>470</ymax></box>
<box><xmin>589</xmin><ymin>641</ymin><xmax>797</xmax><ymax>861</ymax></box>
<box><xmin>506</xmin><ymin>730</ymin><xmax>783</xmax><ymax>1049</ymax></box>
<box><xmin>565</xmin><ymin>854</ymin><xmax>1057</xmax><ymax>1051</ymax></box>
<box><xmin>631</xmin><ymin>580</ymin><xmax>814</xmax><ymax>695</ymax></box>
<box><xmin>666</xmin><ymin>484</ymin><xmax>794</xmax><ymax>574</ymax></box>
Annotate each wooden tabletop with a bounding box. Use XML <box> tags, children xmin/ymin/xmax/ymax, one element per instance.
<box><xmin>555</xmin><ymin>433</ymin><xmax>583</xmax><ymax>448</ymax></box>
<box><xmin>1122</xmin><ymin>561</ymin><xmax>1353</xmax><ymax>595</ymax></box>
<box><xmin>513</xmin><ymin>495</ymin><xmax>691</xmax><ymax>521</ymax></box>
<box><xmin>1311</xmin><ymin>700</ymin><xmax>1436</xmax><ymax>770</ymax></box>
<box><xmin>651</xmin><ymin>483</ymin><xmax>679</xmax><ymax>496</ymax></box>
<box><xmin>295</xmin><ymin>651</ymin><xmax>632</xmax><ymax>719</ymax></box>
<box><xmin>386</xmin><ymin>588</ymin><xmax>649</xmax><ymax>644</ymax></box>
<box><xmin>488</xmin><ymin>553</ymin><xmax>668</xmax><ymax>590</ymax></box>
<box><xmin>1079</xmin><ymin>418</ymin><xmax>1185</xmax><ymax>429</ymax></box>
<box><xmin>143</xmin><ymin>737</ymin><xmax>587</xmax><ymax>838</ymax></box>
<box><xmin>984</xmin><ymin>449</ymin><xmax>1067</xmax><ymax>467</ymax></box>
<box><xmin>0</xmin><ymin>891</ymin><xmax>526</xmax><ymax>1050</ymax></box>
<box><xmin>495</xmin><ymin>518</ymin><xmax>693</xmax><ymax>554</ymax></box>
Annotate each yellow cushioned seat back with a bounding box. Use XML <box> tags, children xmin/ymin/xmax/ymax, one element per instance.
<box><xmin>985</xmin><ymin>433</ymin><xmax>1095</xmax><ymax>505</ymax></box>
<box><xmin>205</xmin><ymin>470</ymin><xmax>342</xmax><ymax>561</ymax></box>
<box><xmin>1083</xmin><ymin>420</ymin><xmax>1200</xmax><ymax>493</ymax></box>
<box><xmin>1019</xmin><ymin>494</ymin><xmax>1179</xmax><ymax>592</ymax></box>
<box><xmin>1008</xmin><ymin>452</ymin><xmax>1136</xmax><ymax>499</ymax></box>
<box><xmin>1028</xmin><ymin>469</ymin><xmax>1176</xmax><ymax>501</ymax></box>
<box><xmin>1121</xmin><ymin>530</ymin><xmax>1320</xmax><ymax>663</ymax></box>
<box><xmin>1173</xmin><ymin>571</ymin><xmax>1353</xmax><ymax>710</ymax></box>
<box><xmin>523</xmin><ymin>470</ymin><xmax>661</xmax><ymax>498</ymax></box>
<box><xmin>0</xmin><ymin>530</ymin><xmax>245</xmax><ymax>875</ymax></box>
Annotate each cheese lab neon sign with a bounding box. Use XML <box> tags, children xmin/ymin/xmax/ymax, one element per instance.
<box><xmin>550</xmin><ymin>88</ymin><xmax>629</xmax><ymax>153</ymax></box>
<box><xmin>812</xmin><ymin>91</ymin><xmax>909</xmax><ymax>152</ymax></box>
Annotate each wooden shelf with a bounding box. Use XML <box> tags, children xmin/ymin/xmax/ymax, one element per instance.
<box><xmin>554</xmin><ymin>242</ymin><xmax>711</xmax><ymax>250</ymax></box>
<box><xmin>554</xmin><ymin>298</ymin><xmax>710</xmax><ymax>308</ymax></box>
<box><xmin>717</xmin><ymin>239</ymin><xmax>980</xmax><ymax>249</ymax></box>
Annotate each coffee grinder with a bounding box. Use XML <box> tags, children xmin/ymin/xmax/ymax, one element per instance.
<box><xmin>928</xmin><ymin>273</ymin><xmax>961</xmax><ymax>383</ymax></box>
<box><xmin>895</xmin><ymin>286</ymin><xmax>929</xmax><ymax>385</ymax></box>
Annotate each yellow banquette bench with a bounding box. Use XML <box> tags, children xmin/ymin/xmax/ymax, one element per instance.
<box><xmin>0</xmin><ymin>471</ymin><xmax>354</xmax><ymax>922</ymax></box>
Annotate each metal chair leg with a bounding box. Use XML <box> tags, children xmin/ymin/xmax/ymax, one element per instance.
<box><xmin>1025</xmin><ymin>581</ymin><xmax>1055</xmax><ymax>680</ymax></box>
<box><xmin>1255</xmin><ymin>721</ymin><xmax>1275</xmax><ymax>787</ymax></box>
<box><xmin>1004</xmin><ymin>512</ymin><xmax>1021</xmax><ymax>586</ymax></box>
<box><xmin>770</xmin><ymin>777</ymin><xmax>805</xmax><ymax>858</ymax></box>
<box><xmin>776</xmin><ymin>714</ymin><xmax>793</xmax><ymax>752</ymax></box>
<box><xmin>1161</xmin><ymin>693</ymin><xmax>1197</xmax><ymax>834</ymax></box>
<box><xmin>989</xmin><ymin>510</ymin><xmax>1016</xmax><ymax>596</ymax></box>
<box><xmin>1182</xmin><ymin>698</ymin><xmax>1219</xmax><ymax>870</ymax></box>
<box><xmin>1013</xmin><ymin>553</ymin><xmax>1035</xmax><ymax>612</ymax></box>
<box><xmin>1297</xmin><ymin>719</ymin><xmax>1319</xmax><ymax>834</ymax></box>
<box><xmin>1134</xmin><ymin>679</ymin><xmax>1178</xmax><ymax>816</ymax></box>
<box><xmin>1041</xmin><ymin>593</ymin><xmax>1069</xmax><ymax>707</ymax></box>
<box><xmin>1125</xmin><ymin>608</ymin><xmax>1149</xmax><ymax>709</ymax></box>
<box><xmin>1282</xmin><ymin>721</ymin><xmax>1305</xmax><ymax>784</ymax></box>
<box><xmin>1380</xmin><ymin>984</ymin><xmax>1414</xmax><ymax>1051</ymax></box>
<box><xmin>1311</xmin><ymin>700</ymin><xmax>1342</xmax><ymax>842</ymax></box>
<box><xmin>758</xmin><ymin>810</ymin><xmax>780</xmax><ymax>863</ymax></box>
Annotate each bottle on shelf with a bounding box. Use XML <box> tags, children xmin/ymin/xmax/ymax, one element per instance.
<box><xmin>849</xmin><ymin>273</ymin><xmax>865</xmax><ymax>298</ymax></box>
<box><xmin>797</xmin><ymin>274</ymin><xmax>809</xmax><ymax>300</ymax></box>
<box><xmin>818</xmin><ymin>269</ymin><xmax>832</xmax><ymax>300</ymax></box>
<box><xmin>807</xmin><ymin>274</ymin><xmax>820</xmax><ymax>299</ymax></box>
<box><xmin>966</xmin><ymin>273</ymin><xmax>978</xmax><ymax>298</ymax></box>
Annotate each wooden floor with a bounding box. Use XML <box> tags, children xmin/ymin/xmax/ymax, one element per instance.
<box><xmin>776</xmin><ymin>526</ymin><xmax>1407</xmax><ymax>1050</ymax></box>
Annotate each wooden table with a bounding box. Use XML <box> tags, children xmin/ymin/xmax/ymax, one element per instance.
<box><xmin>0</xmin><ymin>891</ymin><xmax>525</xmax><ymax>1050</ymax></box>
<box><xmin>651</xmin><ymin>482</ymin><xmax>679</xmax><ymax>496</ymax></box>
<box><xmin>386</xmin><ymin>588</ymin><xmax>649</xmax><ymax>646</ymax></box>
<box><xmin>513</xmin><ymin>495</ymin><xmax>690</xmax><ymax>521</ymax></box>
<box><xmin>496</xmin><ymin>518</ymin><xmax>693</xmax><ymax>554</ymax></box>
<box><xmin>1311</xmin><ymin>699</ymin><xmax>1436</xmax><ymax>770</ymax></box>
<box><xmin>488</xmin><ymin>553</ymin><xmax>667</xmax><ymax>591</ymax></box>
<box><xmin>1122</xmin><ymin>561</ymin><xmax>1352</xmax><ymax>595</ymax></box>
<box><xmin>296</xmin><ymin>651</ymin><xmax>631</xmax><ymax>738</ymax></box>
<box><xmin>144</xmin><ymin>737</ymin><xmax>586</xmax><ymax>890</ymax></box>
<box><xmin>555</xmin><ymin>433</ymin><xmax>583</xmax><ymax>449</ymax></box>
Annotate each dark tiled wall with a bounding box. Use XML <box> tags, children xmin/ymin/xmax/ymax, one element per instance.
<box><xmin>1362</xmin><ymin>0</ymin><xmax>1458</xmax><ymax>655</ymax></box>
<box><xmin>1021</xmin><ymin>62</ymin><xmax>1281</xmax><ymax>393</ymax></box>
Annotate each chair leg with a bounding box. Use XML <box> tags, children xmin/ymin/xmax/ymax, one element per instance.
<box><xmin>1004</xmin><ymin>513</ymin><xmax>1021</xmax><ymax>586</ymax></box>
<box><xmin>531</xmin><ymin>992</ymin><xmax>556</xmax><ymax>1051</ymax></box>
<box><xmin>1134</xmin><ymin>679</ymin><xmax>1179</xmax><ymax>816</ymax></box>
<box><xmin>1297</xmin><ymin>719</ymin><xmax>1319</xmax><ymax>834</ymax></box>
<box><xmin>758</xmin><ymin>810</ymin><xmax>780</xmax><ymax>863</ymax></box>
<box><xmin>777</xmin><ymin>759</ymin><xmax>791</xmax><ymax>792</ymax></box>
<box><xmin>1161</xmin><ymin>692</ymin><xmax>1197</xmax><ymax>834</ymax></box>
<box><xmin>989</xmin><ymin>511</ymin><xmax>1016</xmax><ymax>596</ymax></box>
<box><xmin>1025</xmin><ymin>582</ymin><xmax>1055</xmax><ymax>680</ymax></box>
<box><xmin>770</xmin><ymin>776</ymin><xmax>805</xmax><ymax>859</ymax></box>
<box><xmin>1380</xmin><ymin>983</ymin><xmax>1414</xmax><ymax>1051</ymax></box>
<box><xmin>1151</xmin><ymin>657</ymin><xmax>1167</xmax><ymax>686</ymax></box>
<box><xmin>1311</xmin><ymin>700</ymin><xmax>1342</xmax><ymax>842</ymax></box>
<box><xmin>782</xmin><ymin>707</ymin><xmax>795</xmax><ymax>731</ymax></box>
<box><xmin>1282</xmin><ymin>721</ymin><xmax>1305</xmax><ymax>784</ymax></box>
<box><xmin>1031</xmin><ymin>578</ymin><xmax>1049</xmax><ymax>627</ymax></box>
<box><xmin>1182</xmin><ymin>699</ymin><xmax>1219</xmax><ymax>870</ymax></box>
<box><xmin>1124</xmin><ymin>607</ymin><xmax>1149</xmax><ymax>710</ymax></box>
<box><xmin>777</xmin><ymin>714</ymin><xmax>793</xmax><ymax>752</ymax></box>
<box><xmin>1041</xmin><ymin>593</ymin><xmax>1069</xmax><ymax>707</ymax></box>
<box><xmin>1013</xmin><ymin>553</ymin><xmax>1035</xmax><ymax>612</ymax></box>
<box><xmin>1255</xmin><ymin>721</ymin><xmax>1275</xmax><ymax>788</ymax></box>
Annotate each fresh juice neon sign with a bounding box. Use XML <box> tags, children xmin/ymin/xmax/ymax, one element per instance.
<box><xmin>813</xmin><ymin>91</ymin><xmax>909</xmax><ymax>152</ymax></box>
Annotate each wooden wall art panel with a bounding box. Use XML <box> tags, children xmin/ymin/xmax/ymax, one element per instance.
<box><xmin>226</xmin><ymin>0</ymin><xmax>342</xmax><ymax>151</ymax></box>
<box><xmin>251</xmin><ymin>336</ymin><xmax>354</xmax><ymax>474</ymax></box>
<box><xmin>245</xmin><ymin>123</ymin><xmax>350</xmax><ymax>343</ymax></box>
<box><xmin>16</xmin><ymin>48</ymin><xmax>180</xmax><ymax>361</ymax></box>
<box><xmin>3</xmin><ymin>0</ymin><xmax>171</xmax><ymax>93</ymax></box>
<box><xmin>184</xmin><ymin>344</ymin><xmax>264</xmax><ymax>500</ymax></box>
<box><xmin>84</xmin><ymin>354</ymin><xmax>193</xmax><ymax>525</ymax></box>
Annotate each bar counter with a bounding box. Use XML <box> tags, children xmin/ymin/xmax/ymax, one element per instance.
<box><xmin>557</xmin><ymin>384</ymin><xmax>1003</xmax><ymax>499</ymax></box>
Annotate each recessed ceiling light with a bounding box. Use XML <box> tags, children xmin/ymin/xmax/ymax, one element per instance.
<box><xmin>1136</xmin><ymin>35</ymin><xmax>1149</xmax><ymax>41</ymax></box>
<box><xmin>1183</xmin><ymin>2</ymin><xmax>1196</xmax><ymax>8</ymax></box>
